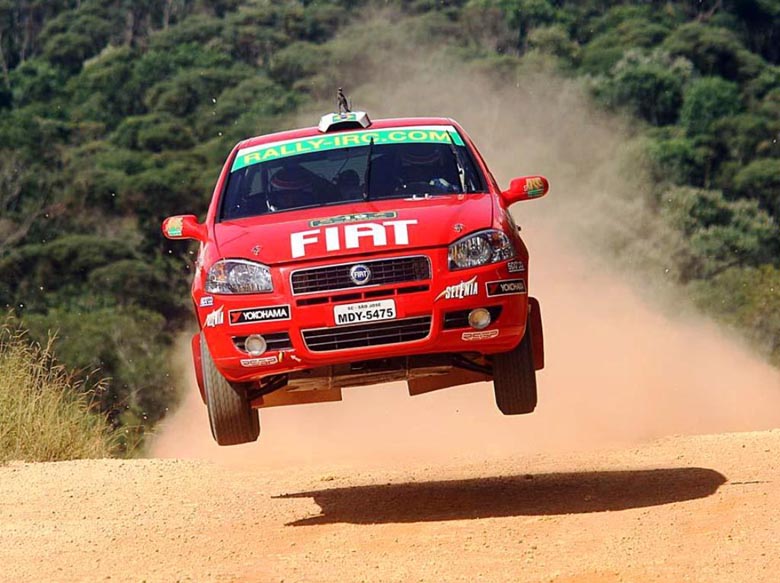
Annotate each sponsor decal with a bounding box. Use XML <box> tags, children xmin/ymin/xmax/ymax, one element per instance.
<box><xmin>435</xmin><ymin>276</ymin><xmax>478</xmax><ymax>301</ymax></box>
<box><xmin>291</xmin><ymin>219</ymin><xmax>417</xmax><ymax>258</ymax></box>
<box><xmin>199</xmin><ymin>296</ymin><xmax>214</xmax><ymax>308</ymax></box>
<box><xmin>524</xmin><ymin>176</ymin><xmax>546</xmax><ymax>198</ymax></box>
<box><xmin>232</xmin><ymin>126</ymin><xmax>465</xmax><ymax>172</ymax></box>
<box><xmin>204</xmin><ymin>306</ymin><xmax>224</xmax><ymax>327</ymax></box>
<box><xmin>349</xmin><ymin>264</ymin><xmax>371</xmax><ymax>285</ymax></box>
<box><xmin>462</xmin><ymin>329</ymin><xmax>499</xmax><ymax>341</ymax></box>
<box><xmin>309</xmin><ymin>211</ymin><xmax>397</xmax><ymax>227</ymax></box>
<box><xmin>230</xmin><ymin>305</ymin><xmax>291</xmax><ymax>325</ymax></box>
<box><xmin>165</xmin><ymin>217</ymin><xmax>183</xmax><ymax>237</ymax></box>
<box><xmin>332</xmin><ymin>112</ymin><xmax>358</xmax><ymax>123</ymax></box>
<box><xmin>506</xmin><ymin>260</ymin><xmax>525</xmax><ymax>273</ymax></box>
<box><xmin>251</xmin><ymin>245</ymin><xmax>261</xmax><ymax>256</ymax></box>
<box><xmin>240</xmin><ymin>355</ymin><xmax>279</xmax><ymax>367</ymax></box>
<box><xmin>486</xmin><ymin>279</ymin><xmax>527</xmax><ymax>297</ymax></box>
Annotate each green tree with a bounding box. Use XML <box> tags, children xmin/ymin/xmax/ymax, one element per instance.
<box><xmin>661</xmin><ymin>186</ymin><xmax>777</xmax><ymax>279</ymax></box>
<box><xmin>662</xmin><ymin>22</ymin><xmax>765</xmax><ymax>81</ymax></box>
<box><xmin>596</xmin><ymin>50</ymin><xmax>688</xmax><ymax>125</ymax></box>
<box><xmin>680</xmin><ymin>76</ymin><xmax>742</xmax><ymax>136</ymax></box>
<box><xmin>732</xmin><ymin>158</ymin><xmax>780</xmax><ymax>217</ymax></box>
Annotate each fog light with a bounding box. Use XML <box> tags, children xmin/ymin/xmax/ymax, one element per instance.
<box><xmin>245</xmin><ymin>334</ymin><xmax>267</xmax><ymax>356</ymax></box>
<box><xmin>468</xmin><ymin>308</ymin><xmax>491</xmax><ymax>330</ymax></box>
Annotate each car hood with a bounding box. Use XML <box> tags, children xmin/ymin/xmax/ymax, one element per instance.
<box><xmin>213</xmin><ymin>194</ymin><xmax>495</xmax><ymax>265</ymax></box>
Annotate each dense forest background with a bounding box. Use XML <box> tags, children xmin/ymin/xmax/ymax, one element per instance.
<box><xmin>0</xmin><ymin>0</ymin><xmax>777</xmax><ymax>448</ymax></box>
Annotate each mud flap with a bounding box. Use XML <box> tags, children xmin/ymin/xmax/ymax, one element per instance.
<box><xmin>191</xmin><ymin>333</ymin><xmax>206</xmax><ymax>404</ymax></box>
<box><xmin>528</xmin><ymin>297</ymin><xmax>544</xmax><ymax>370</ymax></box>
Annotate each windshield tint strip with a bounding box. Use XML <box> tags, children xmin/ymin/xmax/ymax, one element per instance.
<box><xmin>232</xmin><ymin>125</ymin><xmax>465</xmax><ymax>172</ymax></box>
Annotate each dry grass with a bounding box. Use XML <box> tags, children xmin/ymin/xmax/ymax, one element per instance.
<box><xmin>0</xmin><ymin>324</ymin><xmax>115</xmax><ymax>462</ymax></box>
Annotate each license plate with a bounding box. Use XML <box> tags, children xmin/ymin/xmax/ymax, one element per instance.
<box><xmin>333</xmin><ymin>299</ymin><xmax>396</xmax><ymax>326</ymax></box>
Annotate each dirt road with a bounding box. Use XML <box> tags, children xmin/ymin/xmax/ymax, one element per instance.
<box><xmin>1</xmin><ymin>429</ymin><xmax>779</xmax><ymax>582</ymax></box>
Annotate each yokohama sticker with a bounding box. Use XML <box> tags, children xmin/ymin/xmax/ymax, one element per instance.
<box><xmin>230</xmin><ymin>305</ymin><xmax>291</xmax><ymax>325</ymax></box>
<box><xmin>240</xmin><ymin>355</ymin><xmax>279</xmax><ymax>367</ymax></box>
<box><xmin>486</xmin><ymin>279</ymin><xmax>526</xmax><ymax>297</ymax></box>
<box><xmin>462</xmin><ymin>329</ymin><xmax>499</xmax><ymax>341</ymax></box>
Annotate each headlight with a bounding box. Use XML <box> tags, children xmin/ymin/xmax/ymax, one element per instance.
<box><xmin>449</xmin><ymin>229</ymin><xmax>516</xmax><ymax>270</ymax></box>
<box><xmin>205</xmin><ymin>259</ymin><xmax>273</xmax><ymax>294</ymax></box>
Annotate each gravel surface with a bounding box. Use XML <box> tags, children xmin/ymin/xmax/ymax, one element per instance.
<box><xmin>2</xmin><ymin>430</ymin><xmax>779</xmax><ymax>582</ymax></box>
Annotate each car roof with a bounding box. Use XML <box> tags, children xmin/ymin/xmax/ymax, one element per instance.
<box><xmin>236</xmin><ymin>117</ymin><xmax>458</xmax><ymax>150</ymax></box>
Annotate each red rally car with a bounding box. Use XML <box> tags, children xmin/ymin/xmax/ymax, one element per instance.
<box><xmin>163</xmin><ymin>110</ymin><xmax>549</xmax><ymax>446</ymax></box>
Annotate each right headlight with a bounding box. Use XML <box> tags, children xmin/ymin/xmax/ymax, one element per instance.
<box><xmin>205</xmin><ymin>259</ymin><xmax>273</xmax><ymax>294</ymax></box>
<box><xmin>448</xmin><ymin>229</ymin><xmax>516</xmax><ymax>270</ymax></box>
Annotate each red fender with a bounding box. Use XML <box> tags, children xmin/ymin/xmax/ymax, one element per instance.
<box><xmin>528</xmin><ymin>297</ymin><xmax>544</xmax><ymax>370</ymax></box>
<box><xmin>191</xmin><ymin>333</ymin><xmax>206</xmax><ymax>404</ymax></box>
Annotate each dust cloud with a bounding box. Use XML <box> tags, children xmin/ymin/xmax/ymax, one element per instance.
<box><xmin>149</xmin><ymin>53</ymin><xmax>780</xmax><ymax>469</ymax></box>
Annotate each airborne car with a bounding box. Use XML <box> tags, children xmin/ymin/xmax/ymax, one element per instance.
<box><xmin>163</xmin><ymin>110</ymin><xmax>548</xmax><ymax>445</ymax></box>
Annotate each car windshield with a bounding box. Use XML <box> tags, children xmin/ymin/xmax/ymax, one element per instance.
<box><xmin>219</xmin><ymin>128</ymin><xmax>485</xmax><ymax>221</ymax></box>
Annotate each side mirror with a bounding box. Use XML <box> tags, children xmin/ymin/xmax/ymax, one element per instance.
<box><xmin>162</xmin><ymin>215</ymin><xmax>207</xmax><ymax>242</ymax></box>
<box><xmin>500</xmin><ymin>175</ymin><xmax>549</xmax><ymax>206</ymax></box>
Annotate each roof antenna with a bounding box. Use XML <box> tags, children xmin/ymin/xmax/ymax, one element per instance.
<box><xmin>337</xmin><ymin>87</ymin><xmax>351</xmax><ymax>114</ymax></box>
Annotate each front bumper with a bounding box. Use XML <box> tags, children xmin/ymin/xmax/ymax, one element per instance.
<box><xmin>196</xmin><ymin>248</ymin><xmax>529</xmax><ymax>383</ymax></box>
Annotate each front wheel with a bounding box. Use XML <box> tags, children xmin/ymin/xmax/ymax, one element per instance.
<box><xmin>200</xmin><ymin>334</ymin><xmax>260</xmax><ymax>445</ymax></box>
<box><xmin>492</xmin><ymin>326</ymin><xmax>537</xmax><ymax>415</ymax></box>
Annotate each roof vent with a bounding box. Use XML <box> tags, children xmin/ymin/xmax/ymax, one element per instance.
<box><xmin>318</xmin><ymin>110</ymin><xmax>372</xmax><ymax>133</ymax></box>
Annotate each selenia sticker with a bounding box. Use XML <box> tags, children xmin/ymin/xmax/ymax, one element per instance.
<box><xmin>435</xmin><ymin>276</ymin><xmax>478</xmax><ymax>301</ymax></box>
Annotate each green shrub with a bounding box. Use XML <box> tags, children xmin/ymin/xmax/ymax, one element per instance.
<box><xmin>680</xmin><ymin>76</ymin><xmax>742</xmax><ymax>136</ymax></box>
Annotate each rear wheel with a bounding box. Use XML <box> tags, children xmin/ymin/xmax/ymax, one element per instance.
<box><xmin>200</xmin><ymin>334</ymin><xmax>260</xmax><ymax>445</ymax></box>
<box><xmin>492</xmin><ymin>326</ymin><xmax>537</xmax><ymax>415</ymax></box>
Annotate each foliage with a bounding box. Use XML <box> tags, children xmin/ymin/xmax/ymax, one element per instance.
<box><xmin>691</xmin><ymin>265</ymin><xmax>780</xmax><ymax>365</ymax></box>
<box><xmin>0</xmin><ymin>0</ymin><xmax>778</xmax><ymax>452</ymax></box>
<box><xmin>0</xmin><ymin>323</ymin><xmax>115</xmax><ymax>462</ymax></box>
<box><xmin>594</xmin><ymin>50</ymin><xmax>689</xmax><ymax>125</ymax></box>
<box><xmin>680</xmin><ymin>76</ymin><xmax>742</xmax><ymax>136</ymax></box>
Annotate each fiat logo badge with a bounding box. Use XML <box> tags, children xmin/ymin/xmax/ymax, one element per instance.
<box><xmin>349</xmin><ymin>264</ymin><xmax>371</xmax><ymax>285</ymax></box>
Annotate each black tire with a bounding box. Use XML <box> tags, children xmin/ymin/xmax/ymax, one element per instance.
<box><xmin>492</xmin><ymin>326</ymin><xmax>537</xmax><ymax>415</ymax></box>
<box><xmin>200</xmin><ymin>334</ymin><xmax>260</xmax><ymax>445</ymax></box>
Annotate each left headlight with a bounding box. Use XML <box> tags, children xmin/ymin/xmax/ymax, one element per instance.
<box><xmin>448</xmin><ymin>229</ymin><xmax>516</xmax><ymax>270</ymax></box>
<box><xmin>205</xmin><ymin>259</ymin><xmax>273</xmax><ymax>294</ymax></box>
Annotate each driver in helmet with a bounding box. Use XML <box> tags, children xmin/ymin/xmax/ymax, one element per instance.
<box><xmin>397</xmin><ymin>144</ymin><xmax>457</xmax><ymax>194</ymax></box>
<box><xmin>268</xmin><ymin>163</ymin><xmax>314</xmax><ymax>211</ymax></box>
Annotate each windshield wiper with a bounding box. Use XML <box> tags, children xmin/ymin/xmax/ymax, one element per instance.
<box><xmin>447</xmin><ymin>131</ymin><xmax>467</xmax><ymax>193</ymax></box>
<box><xmin>363</xmin><ymin>137</ymin><xmax>374</xmax><ymax>201</ymax></box>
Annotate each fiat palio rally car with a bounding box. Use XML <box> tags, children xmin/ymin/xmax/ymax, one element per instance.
<box><xmin>163</xmin><ymin>110</ymin><xmax>549</xmax><ymax>445</ymax></box>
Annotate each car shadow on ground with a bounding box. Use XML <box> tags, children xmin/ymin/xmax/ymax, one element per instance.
<box><xmin>276</xmin><ymin>467</ymin><xmax>727</xmax><ymax>526</ymax></box>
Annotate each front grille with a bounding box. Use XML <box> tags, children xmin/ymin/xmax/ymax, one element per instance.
<box><xmin>232</xmin><ymin>332</ymin><xmax>292</xmax><ymax>353</ymax></box>
<box><xmin>295</xmin><ymin>284</ymin><xmax>430</xmax><ymax>306</ymax></box>
<box><xmin>291</xmin><ymin>256</ymin><xmax>430</xmax><ymax>295</ymax></box>
<box><xmin>302</xmin><ymin>316</ymin><xmax>432</xmax><ymax>352</ymax></box>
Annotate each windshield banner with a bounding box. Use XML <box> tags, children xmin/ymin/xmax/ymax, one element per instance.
<box><xmin>232</xmin><ymin>125</ymin><xmax>465</xmax><ymax>172</ymax></box>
